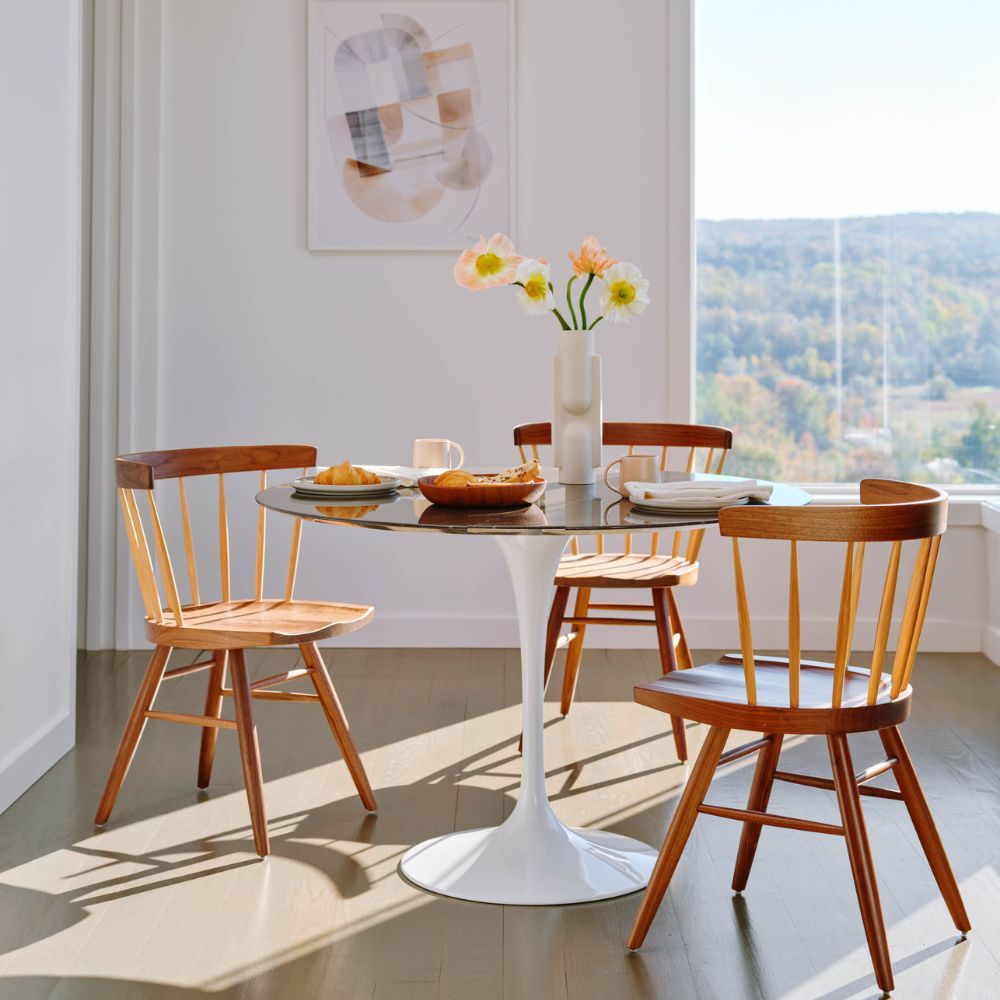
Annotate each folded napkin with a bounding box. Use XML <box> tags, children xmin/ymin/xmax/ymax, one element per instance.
<box><xmin>626</xmin><ymin>478</ymin><xmax>774</xmax><ymax>503</ymax></box>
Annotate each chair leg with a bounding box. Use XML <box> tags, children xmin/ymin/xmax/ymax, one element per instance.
<box><xmin>628</xmin><ymin>725</ymin><xmax>730</xmax><ymax>950</ymax></box>
<box><xmin>732</xmin><ymin>733</ymin><xmax>783</xmax><ymax>891</ymax></box>
<box><xmin>880</xmin><ymin>726</ymin><xmax>970</xmax><ymax>934</ymax></box>
<box><xmin>560</xmin><ymin>587</ymin><xmax>591</xmax><ymax>715</ymax></box>
<box><xmin>230</xmin><ymin>649</ymin><xmax>269</xmax><ymax>857</ymax></box>
<box><xmin>652</xmin><ymin>589</ymin><xmax>687</xmax><ymax>762</ymax></box>
<box><xmin>518</xmin><ymin>586</ymin><xmax>571</xmax><ymax>753</ymax></box>
<box><xmin>544</xmin><ymin>586</ymin><xmax>571</xmax><ymax>693</ymax></box>
<box><xmin>95</xmin><ymin>645</ymin><xmax>172</xmax><ymax>825</ymax></box>
<box><xmin>828</xmin><ymin>733</ymin><xmax>894</xmax><ymax>994</ymax></box>
<box><xmin>665</xmin><ymin>589</ymin><xmax>694</xmax><ymax>671</ymax></box>
<box><xmin>197</xmin><ymin>650</ymin><xmax>228</xmax><ymax>789</ymax></box>
<box><xmin>300</xmin><ymin>642</ymin><xmax>377</xmax><ymax>812</ymax></box>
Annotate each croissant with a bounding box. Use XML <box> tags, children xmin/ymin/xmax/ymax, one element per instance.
<box><xmin>315</xmin><ymin>461</ymin><xmax>380</xmax><ymax>486</ymax></box>
<box><xmin>434</xmin><ymin>469</ymin><xmax>477</xmax><ymax>487</ymax></box>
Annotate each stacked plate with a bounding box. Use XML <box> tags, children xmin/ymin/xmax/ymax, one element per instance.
<box><xmin>290</xmin><ymin>474</ymin><xmax>402</xmax><ymax>499</ymax></box>
<box><xmin>628</xmin><ymin>495</ymin><xmax>751</xmax><ymax>514</ymax></box>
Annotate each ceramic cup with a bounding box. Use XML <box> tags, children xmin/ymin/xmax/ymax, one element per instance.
<box><xmin>604</xmin><ymin>454</ymin><xmax>658</xmax><ymax>497</ymax></box>
<box><xmin>413</xmin><ymin>438</ymin><xmax>465</xmax><ymax>469</ymax></box>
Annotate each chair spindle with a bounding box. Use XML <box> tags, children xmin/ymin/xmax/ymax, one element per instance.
<box><xmin>119</xmin><ymin>489</ymin><xmax>159</xmax><ymax>621</ymax></box>
<box><xmin>831</xmin><ymin>542</ymin><xmax>855</xmax><ymax>708</ymax></box>
<box><xmin>146</xmin><ymin>492</ymin><xmax>184</xmax><ymax>625</ymax></box>
<box><xmin>254</xmin><ymin>469</ymin><xmax>267</xmax><ymax>601</ymax></box>
<box><xmin>731</xmin><ymin>537</ymin><xmax>757</xmax><ymax>704</ymax></box>
<box><xmin>177</xmin><ymin>477</ymin><xmax>200</xmax><ymax>605</ymax></box>
<box><xmin>890</xmin><ymin>538</ymin><xmax>932</xmax><ymax>698</ymax></box>
<box><xmin>900</xmin><ymin>534</ymin><xmax>941</xmax><ymax>691</ymax></box>
<box><xmin>789</xmin><ymin>540</ymin><xmax>801</xmax><ymax>707</ymax></box>
<box><xmin>284</xmin><ymin>466</ymin><xmax>308</xmax><ymax>600</ymax></box>
<box><xmin>867</xmin><ymin>540</ymin><xmax>902</xmax><ymax>704</ymax></box>
<box><xmin>218</xmin><ymin>473</ymin><xmax>230</xmax><ymax>602</ymax></box>
<box><xmin>844</xmin><ymin>541</ymin><xmax>866</xmax><ymax>663</ymax></box>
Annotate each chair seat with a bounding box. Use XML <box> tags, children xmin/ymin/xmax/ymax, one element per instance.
<box><xmin>634</xmin><ymin>655</ymin><xmax>912</xmax><ymax>735</ymax></box>
<box><xmin>145</xmin><ymin>599</ymin><xmax>373</xmax><ymax>649</ymax></box>
<box><xmin>555</xmin><ymin>552</ymin><xmax>699</xmax><ymax>588</ymax></box>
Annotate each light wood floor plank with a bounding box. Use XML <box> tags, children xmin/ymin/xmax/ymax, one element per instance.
<box><xmin>0</xmin><ymin>650</ymin><xmax>996</xmax><ymax>999</ymax></box>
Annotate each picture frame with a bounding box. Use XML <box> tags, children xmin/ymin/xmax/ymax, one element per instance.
<box><xmin>307</xmin><ymin>0</ymin><xmax>515</xmax><ymax>251</ymax></box>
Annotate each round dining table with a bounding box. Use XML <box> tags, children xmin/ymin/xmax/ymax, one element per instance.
<box><xmin>257</xmin><ymin>472</ymin><xmax>810</xmax><ymax>906</ymax></box>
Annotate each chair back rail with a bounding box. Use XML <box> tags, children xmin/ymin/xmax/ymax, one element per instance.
<box><xmin>718</xmin><ymin>479</ymin><xmax>947</xmax><ymax>709</ymax></box>
<box><xmin>115</xmin><ymin>445</ymin><xmax>318</xmax><ymax>623</ymax></box>
<box><xmin>513</xmin><ymin>421</ymin><xmax>734</xmax><ymax>558</ymax></box>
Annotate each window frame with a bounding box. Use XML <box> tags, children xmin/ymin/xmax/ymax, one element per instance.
<box><xmin>681</xmin><ymin>0</ymin><xmax>1000</xmax><ymax>496</ymax></box>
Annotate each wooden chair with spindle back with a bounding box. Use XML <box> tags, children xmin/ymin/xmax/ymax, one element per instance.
<box><xmin>97</xmin><ymin>445</ymin><xmax>377</xmax><ymax>857</ymax></box>
<box><xmin>514</xmin><ymin>421</ymin><xmax>734</xmax><ymax>761</ymax></box>
<box><xmin>626</xmin><ymin>480</ymin><xmax>970</xmax><ymax>994</ymax></box>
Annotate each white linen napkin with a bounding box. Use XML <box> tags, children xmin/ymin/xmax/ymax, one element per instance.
<box><xmin>626</xmin><ymin>478</ymin><xmax>774</xmax><ymax>503</ymax></box>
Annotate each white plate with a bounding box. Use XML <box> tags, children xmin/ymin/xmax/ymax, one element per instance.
<box><xmin>629</xmin><ymin>495</ymin><xmax>751</xmax><ymax>514</ymax></box>
<box><xmin>291</xmin><ymin>474</ymin><xmax>401</xmax><ymax>497</ymax></box>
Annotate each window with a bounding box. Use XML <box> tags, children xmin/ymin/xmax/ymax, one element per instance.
<box><xmin>694</xmin><ymin>0</ymin><xmax>1000</xmax><ymax>484</ymax></box>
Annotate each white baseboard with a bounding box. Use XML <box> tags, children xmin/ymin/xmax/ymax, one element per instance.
<box><xmin>0</xmin><ymin>710</ymin><xmax>75</xmax><ymax>815</ymax></box>
<box><xmin>324</xmin><ymin>613</ymin><xmax>983</xmax><ymax>653</ymax></box>
<box><xmin>982</xmin><ymin>624</ymin><xmax>1000</xmax><ymax>667</ymax></box>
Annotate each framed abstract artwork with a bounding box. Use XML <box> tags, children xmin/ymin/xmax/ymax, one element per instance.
<box><xmin>307</xmin><ymin>0</ymin><xmax>514</xmax><ymax>250</ymax></box>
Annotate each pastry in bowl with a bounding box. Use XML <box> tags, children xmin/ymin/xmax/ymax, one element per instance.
<box><xmin>315</xmin><ymin>461</ymin><xmax>380</xmax><ymax>487</ymax></box>
<box><xmin>434</xmin><ymin>469</ymin><xmax>477</xmax><ymax>488</ymax></box>
<box><xmin>421</xmin><ymin>461</ymin><xmax>545</xmax><ymax>509</ymax></box>
<box><xmin>433</xmin><ymin>459</ymin><xmax>542</xmax><ymax>488</ymax></box>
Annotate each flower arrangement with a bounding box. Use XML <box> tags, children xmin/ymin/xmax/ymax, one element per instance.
<box><xmin>454</xmin><ymin>234</ymin><xmax>650</xmax><ymax>329</ymax></box>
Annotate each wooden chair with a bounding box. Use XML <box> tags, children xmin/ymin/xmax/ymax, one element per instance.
<box><xmin>627</xmin><ymin>480</ymin><xmax>970</xmax><ymax>995</ymax></box>
<box><xmin>96</xmin><ymin>445</ymin><xmax>377</xmax><ymax>857</ymax></box>
<box><xmin>514</xmin><ymin>421</ymin><xmax>734</xmax><ymax>761</ymax></box>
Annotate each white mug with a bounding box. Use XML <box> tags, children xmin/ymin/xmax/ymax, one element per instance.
<box><xmin>604</xmin><ymin>454</ymin><xmax>658</xmax><ymax>497</ymax></box>
<box><xmin>413</xmin><ymin>438</ymin><xmax>465</xmax><ymax>469</ymax></box>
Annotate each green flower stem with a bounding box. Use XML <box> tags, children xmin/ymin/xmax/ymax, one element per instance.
<box><xmin>551</xmin><ymin>306</ymin><xmax>571</xmax><ymax>330</ymax></box>
<box><xmin>588</xmin><ymin>315</ymin><xmax>604</xmax><ymax>330</ymax></box>
<box><xmin>566</xmin><ymin>275</ymin><xmax>579</xmax><ymax>329</ymax></box>
<box><xmin>578</xmin><ymin>273</ymin><xmax>596</xmax><ymax>329</ymax></box>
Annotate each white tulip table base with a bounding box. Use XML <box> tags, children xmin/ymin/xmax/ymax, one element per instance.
<box><xmin>399</xmin><ymin>534</ymin><xmax>658</xmax><ymax>905</ymax></box>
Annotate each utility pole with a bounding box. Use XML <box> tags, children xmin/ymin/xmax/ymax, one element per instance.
<box><xmin>881</xmin><ymin>225</ymin><xmax>891</xmax><ymax>435</ymax></box>
<box><xmin>834</xmin><ymin>217</ymin><xmax>843</xmax><ymax>431</ymax></box>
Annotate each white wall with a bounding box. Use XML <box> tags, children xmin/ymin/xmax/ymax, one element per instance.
<box><xmin>984</xmin><ymin>503</ymin><xmax>1000</xmax><ymax>663</ymax></box>
<box><xmin>0</xmin><ymin>0</ymin><xmax>82</xmax><ymax>812</ymax></box>
<box><xmin>102</xmin><ymin>0</ymin><xmax>997</xmax><ymax>661</ymax></box>
<box><xmin>110</xmin><ymin>0</ymin><xmax>673</xmax><ymax>648</ymax></box>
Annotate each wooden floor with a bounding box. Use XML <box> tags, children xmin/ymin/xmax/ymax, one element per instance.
<box><xmin>0</xmin><ymin>647</ymin><xmax>998</xmax><ymax>999</ymax></box>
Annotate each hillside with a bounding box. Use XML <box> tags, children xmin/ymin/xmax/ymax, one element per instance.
<box><xmin>695</xmin><ymin>212</ymin><xmax>1000</xmax><ymax>482</ymax></box>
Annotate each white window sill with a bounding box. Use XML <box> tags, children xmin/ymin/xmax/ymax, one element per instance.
<box><xmin>794</xmin><ymin>484</ymin><xmax>1000</xmax><ymax>530</ymax></box>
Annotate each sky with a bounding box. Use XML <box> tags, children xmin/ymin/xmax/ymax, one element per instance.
<box><xmin>696</xmin><ymin>0</ymin><xmax>1000</xmax><ymax>220</ymax></box>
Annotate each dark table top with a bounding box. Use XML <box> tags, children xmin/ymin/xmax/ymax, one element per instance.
<box><xmin>256</xmin><ymin>472</ymin><xmax>811</xmax><ymax>536</ymax></box>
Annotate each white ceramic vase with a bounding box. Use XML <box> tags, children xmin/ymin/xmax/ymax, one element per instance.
<box><xmin>552</xmin><ymin>329</ymin><xmax>603</xmax><ymax>485</ymax></box>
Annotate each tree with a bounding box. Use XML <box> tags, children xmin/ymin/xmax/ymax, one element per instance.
<box><xmin>955</xmin><ymin>402</ymin><xmax>1000</xmax><ymax>476</ymax></box>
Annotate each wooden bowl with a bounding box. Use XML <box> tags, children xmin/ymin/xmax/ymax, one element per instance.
<box><xmin>417</xmin><ymin>475</ymin><xmax>546</xmax><ymax>509</ymax></box>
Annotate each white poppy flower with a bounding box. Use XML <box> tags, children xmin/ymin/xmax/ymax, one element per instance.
<box><xmin>599</xmin><ymin>262</ymin><xmax>650</xmax><ymax>323</ymax></box>
<box><xmin>514</xmin><ymin>258</ymin><xmax>555</xmax><ymax>316</ymax></box>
